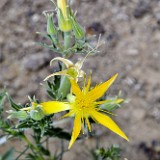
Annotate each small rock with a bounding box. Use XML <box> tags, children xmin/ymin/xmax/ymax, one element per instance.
<box><xmin>22</xmin><ymin>53</ymin><xmax>51</xmax><ymax>71</ymax></box>
<box><xmin>3</xmin><ymin>64</ymin><xmax>19</xmax><ymax>80</ymax></box>
<box><xmin>32</xmin><ymin>14</ymin><xmax>40</xmax><ymax>23</ymax></box>
<box><xmin>133</xmin><ymin>0</ymin><xmax>151</xmax><ymax>18</ymax></box>
<box><xmin>127</xmin><ymin>49</ymin><xmax>139</xmax><ymax>56</ymax></box>
<box><xmin>106</xmin><ymin>32</ymin><xmax>119</xmax><ymax>48</ymax></box>
<box><xmin>133</xmin><ymin>108</ymin><xmax>146</xmax><ymax>121</ymax></box>
<box><xmin>86</xmin><ymin>22</ymin><xmax>105</xmax><ymax>35</ymax></box>
<box><xmin>153</xmin><ymin>52</ymin><xmax>159</xmax><ymax>58</ymax></box>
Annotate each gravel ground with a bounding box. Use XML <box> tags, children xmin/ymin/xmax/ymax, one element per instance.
<box><xmin>0</xmin><ymin>0</ymin><xmax>160</xmax><ymax>159</ymax></box>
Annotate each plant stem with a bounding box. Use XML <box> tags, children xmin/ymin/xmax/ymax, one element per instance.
<box><xmin>64</xmin><ymin>31</ymin><xmax>71</xmax><ymax>50</ymax></box>
<box><xmin>21</xmin><ymin>134</ymin><xmax>45</xmax><ymax>160</ymax></box>
<box><xmin>58</xmin><ymin>75</ymin><xmax>71</xmax><ymax>99</ymax></box>
<box><xmin>58</xmin><ymin>32</ymin><xmax>71</xmax><ymax>99</ymax></box>
<box><xmin>15</xmin><ymin>146</ymin><xmax>29</xmax><ymax>160</ymax></box>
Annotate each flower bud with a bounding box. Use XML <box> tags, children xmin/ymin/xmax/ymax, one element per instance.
<box><xmin>57</xmin><ymin>0</ymin><xmax>72</xmax><ymax>32</ymax></box>
<box><xmin>7</xmin><ymin>110</ymin><xmax>28</xmax><ymax>120</ymax></box>
<box><xmin>46</xmin><ymin>13</ymin><xmax>57</xmax><ymax>36</ymax></box>
<box><xmin>30</xmin><ymin>106</ymin><xmax>45</xmax><ymax>121</ymax></box>
<box><xmin>70</xmin><ymin>16</ymin><xmax>85</xmax><ymax>40</ymax></box>
<box><xmin>67</xmin><ymin>94</ymin><xmax>75</xmax><ymax>103</ymax></box>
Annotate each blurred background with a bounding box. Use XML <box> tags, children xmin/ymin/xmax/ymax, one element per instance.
<box><xmin>0</xmin><ymin>0</ymin><xmax>160</xmax><ymax>159</ymax></box>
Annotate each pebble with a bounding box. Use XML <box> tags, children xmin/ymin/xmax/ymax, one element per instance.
<box><xmin>32</xmin><ymin>14</ymin><xmax>40</xmax><ymax>23</ymax></box>
<box><xmin>133</xmin><ymin>108</ymin><xmax>146</xmax><ymax>121</ymax></box>
<box><xmin>3</xmin><ymin>64</ymin><xmax>19</xmax><ymax>81</ymax></box>
<box><xmin>22</xmin><ymin>53</ymin><xmax>51</xmax><ymax>71</ymax></box>
<box><xmin>133</xmin><ymin>0</ymin><xmax>151</xmax><ymax>18</ymax></box>
<box><xmin>86</xmin><ymin>22</ymin><xmax>105</xmax><ymax>35</ymax></box>
<box><xmin>127</xmin><ymin>49</ymin><xmax>139</xmax><ymax>56</ymax></box>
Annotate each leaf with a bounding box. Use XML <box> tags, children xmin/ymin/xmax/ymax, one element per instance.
<box><xmin>36</xmin><ymin>32</ymin><xmax>52</xmax><ymax>41</ymax></box>
<box><xmin>46</xmin><ymin>75</ymin><xmax>61</xmax><ymax>100</ymax></box>
<box><xmin>7</xmin><ymin>94</ymin><xmax>22</xmax><ymax>111</ymax></box>
<box><xmin>1</xmin><ymin>148</ymin><xmax>14</xmax><ymax>160</ymax></box>
<box><xmin>100</xmin><ymin>98</ymin><xmax>124</xmax><ymax>112</ymax></box>
<box><xmin>0</xmin><ymin>91</ymin><xmax>6</xmax><ymax>110</ymax></box>
<box><xmin>44</xmin><ymin>127</ymin><xmax>71</xmax><ymax>141</ymax></box>
<box><xmin>16</xmin><ymin>120</ymin><xmax>31</xmax><ymax>129</ymax></box>
<box><xmin>95</xmin><ymin>145</ymin><xmax>121</xmax><ymax>160</ymax></box>
<box><xmin>39</xmin><ymin>146</ymin><xmax>50</xmax><ymax>156</ymax></box>
<box><xmin>36</xmin><ymin>42</ymin><xmax>57</xmax><ymax>51</ymax></box>
<box><xmin>25</xmin><ymin>153</ymin><xmax>38</xmax><ymax>160</ymax></box>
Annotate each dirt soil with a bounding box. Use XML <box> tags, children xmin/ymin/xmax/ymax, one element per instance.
<box><xmin>0</xmin><ymin>0</ymin><xmax>160</xmax><ymax>159</ymax></box>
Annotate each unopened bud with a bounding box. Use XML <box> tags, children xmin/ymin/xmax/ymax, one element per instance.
<box><xmin>30</xmin><ymin>106</ymin><xmax>45</xmax><ymax>121</ymax></box>
<box><xmin>67</xmin><ymin>94</ymin><xmax>75</xmax><ymax>103</ymax></box>
<box><xmin>7</xmin><ymin>110</ymin><xmax>28</xmax><ymax>120</ymax></box>
<box><xmin>70</xmin><ymin>16</ymin><xmax>85</xmax><ymax>39</ymax></box>
<box><xmin>57</xmin><ymin>0</ymin><xmax>72</xmax><ymax>32</ymax></box>
<box><xmin>46</xmin><ymin>13</ymin><xmax>57</xmax><ymax>36</ymax></box>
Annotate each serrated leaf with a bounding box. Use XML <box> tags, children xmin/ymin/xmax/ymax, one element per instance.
<box><xmin>44</xmin><ymin>127</ymin><xmax>71</xmax><ymax>141</ymax></box>
<box><xmin>36</xmin><ymin>42</ymin><xmax>57</xmax><ymax>51</ymax></box>
<box><xmin>0</xmin><ymin>91</ymin><xmax>6</xmax><ymax>110</ymax></box>
<box><xmin>16</xmin><ymin>120</ymin><xmax>31</xmax><ymax>129</ymax></box>
<box><xmin>47</xmin><ymin>90</ymin><xmax>56</xmax><ymax>99</ymax></box>
<box><xmin>36</xmin><ymin>32</ymin><xmax>52</xmax><ymax>41</ymax></box>
<box><xmin>7</xmin><ymin>95</ymin><xmax>22</xmax><ymax>111</ymax></box>
<box><xmin>95</xmin><ymin>145</ymin><xmax>121</xmax><ymax>160</ymax></box>
<box><xmin>39</xmin><ymin>146</ymin><xmax>50</xmax><ymax>156</ymax></box>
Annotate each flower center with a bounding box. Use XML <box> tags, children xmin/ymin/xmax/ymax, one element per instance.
<box><xmin>73</xmin><ymin>96</ymin><xmax>94</xmax><ymax>115</ymax></box>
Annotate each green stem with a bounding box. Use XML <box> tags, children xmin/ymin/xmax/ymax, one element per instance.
<box><xmin>15</xmin><ymin>146</ymin><xmax>29</xmax><ymax>160</ymax></box>
<box><xmin>21</xmin><ymin>135</ymin><xmax>45</xmax><ymax>160</ymax></box>
<box><xmin>58</xmin><ymin>32</ymin><xmax>72</xmax><ymax>99</ymax></box>
<box><xmin>58</xmin><ymin>75</ymin><xmax>71</xmax><ymax>99</ymax></box>
<box><xmin>64</xmin><ymin>31</ymin><xmax>71</xmax><ymax>50</ymax></box>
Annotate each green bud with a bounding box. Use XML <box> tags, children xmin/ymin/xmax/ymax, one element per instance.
<box><xmin>30</xmin><ymin>106</ymin><xmax>45</xmax><ymax>121</ymax></box>
<box><xmin>100</xmin><ymin>98</ymin><xmax>124</xmax><ymax>112</ymax></box>
<box><xmin>70</xmin><ymin>16</ymin><xmax>85</xmax><ymax>40</ymax></box>
<box><xmin>57</xmin><ymin>1</ymin><xmax>72</xmax><ymax>32</ymax></box>
<box><xmin>7</xmin><ymin>110</ymin><xmax>28</xmax><ymax>120</ymax></box>
<box><xmin>67</xmin><ymin>94</ymin><xmax>75</xmax><ymax>103</ymax></box>
<box><xmin>46</xmin><ymin>13</ymin><xmax>57</xmax><ymax>36</ymax></box>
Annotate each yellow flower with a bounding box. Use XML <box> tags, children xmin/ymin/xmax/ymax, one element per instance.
<box><xmin>44</xmin><ymin>57</ymin><xmax>86</xmax><ymax>81</ymax></box>
<box><xmin>41</xmin><ymin>73</ymin><xmax>129</xmax><ymax>149</ymax></box>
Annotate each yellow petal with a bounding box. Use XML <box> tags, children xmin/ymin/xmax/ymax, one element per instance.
<box><xmin>86</xmin><ymin>117</ymin><xmax>92</xmax><ymax>132</ymax></box>
<box><xmin>44</xmin><ymin>70</ymin><xmax>68</xmax><ymax>81</ymax></box>
<box><xmin>70</xmin><ymin>79</ymin><xmax>82</xmax><ymax>96</ymax></box>
<box><xmin>68</xmin><ymin>113</ymin><xmax>81</xmax><ymax>149</ymax></box>
<box><xmin>91</xmin><ymin>110</ymin><xmax>129</xmax><ymax>141</ymax></box>
<box><xmin>59</xmin><ymin>110</ymin><xmax>74</xmax><ymax>119</ymax></box>
<box><xmin>41</xmin><ymin>101</ymin><xmax>71</xmax><ymax>114</ymax></box>
<box><xmin>87</xmin><ymin>74</ymin><xmax>118</xmax><ymax>101</ymax></box>
<box><xmin>50</xmin><ymin>57</ymin><xmax>73</xmax><ymax>68</ymax></box>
